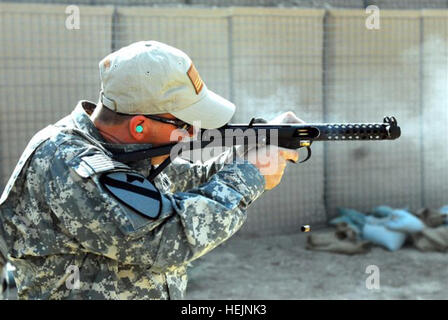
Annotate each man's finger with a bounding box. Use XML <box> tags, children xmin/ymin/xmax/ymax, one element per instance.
<box><xmin>282</xmin><ymin>111</ymin><xmax>306</xmax><ymax>124</ymax></box>
<box><xmin>269</xmin><ymin>111</ymin><xmax>305</xmax><ymax>124</ymax></box>
<box><xmin>279</xmin><ymin>148</ymin><xmax>299</xmax><ymax>163</ymax></box>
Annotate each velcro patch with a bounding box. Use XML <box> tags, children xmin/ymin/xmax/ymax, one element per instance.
<box><xmin>187</xmin><ymin>63</ymin><xmax>204</xmax><ymax>94</ymax></box>
<box><xmin>74</xmin><ymin>153</ymin><xmax>130</xmax><ymax>178</ymax></box>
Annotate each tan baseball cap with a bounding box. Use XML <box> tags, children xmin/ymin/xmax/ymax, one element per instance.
<box><xmin>99</xmin><ymin>41</ymin><xmax>235</xmax><ymax>129</ymax></box>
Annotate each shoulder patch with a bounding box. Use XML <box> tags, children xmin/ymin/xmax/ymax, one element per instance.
<box><xmin>100</xmin><ymin>171</ymin><xmax>161</xmax><ymax>220</ymax></box>
<box><xmin>74</xmin><ymin>153</ymin><xmax>130</xmax><ymax>178</ymax></box>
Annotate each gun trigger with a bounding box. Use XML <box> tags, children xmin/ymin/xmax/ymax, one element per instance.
<box><xmin>299</xmin><ymin>146</ymin><xmax>312</xmax><ymax>163</ymax></box>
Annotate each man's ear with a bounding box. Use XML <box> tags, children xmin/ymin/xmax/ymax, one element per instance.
<box><xmin>129</xmin><ymin>115</ymin><xmax>149</xmax><ymax>141</ymax></box>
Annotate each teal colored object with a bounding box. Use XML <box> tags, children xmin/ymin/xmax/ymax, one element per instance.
<box><xmin>362</xmin><ymin>222</ymin><xmax>406</xmax><ymax>251</ymax></box>
<box><xmin>371</xmin><ymin>205</ymin><xmax>395</xmax><ymax>218</ymax></box>
<box><xmin>331</xmin><ymin>208</ymin><xmax>367</xmax><ymax>234</ymax></box>
<box><xmin>439</xmin><ymin>205</ymin><xmax>448</xmax><ymax>215</ymax></box>
<box><xmin>384</xmin><ymin>209</ymin><xmax>424</xmax><ymax>233</ymax></box>
<box><xmin>136</xmin><ymin>125</ymin><xmax>143</xmax><ymax>133</ymax></box>
<box><xmin>372</xmin><ymin>206</ymin><xmax>424</xmax><ymax>233</ymax></box>
<box><xmin>439</xmin><ymin>206</ymin><xmax>448</xmax><ymax>225</ymax></box>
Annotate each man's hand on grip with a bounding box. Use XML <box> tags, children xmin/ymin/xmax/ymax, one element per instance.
<box><xmin>247</xmin><ymin>111</ymin><xmax>303</xmax><ymax>190</ymax></box>
<box><xmin>247</xmin><ymin>146</ymin><xmax>299</xmax><ymax>190</ymax></box>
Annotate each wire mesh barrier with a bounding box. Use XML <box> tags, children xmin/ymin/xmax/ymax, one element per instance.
<box><xmin>0</xmin><ymin>2</ymin><xmax>447</xmax><ymax>236</ymax></box>
<box><xmin>2</xmin><ymin>0</ymin><xmax>448</xmax><ymax>8</ymax></box>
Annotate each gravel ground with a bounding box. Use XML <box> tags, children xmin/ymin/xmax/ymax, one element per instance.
<box><xmin>186</xmin><ymin>228</ymin><xmax>448</xmax><ymax>300</ymax></box>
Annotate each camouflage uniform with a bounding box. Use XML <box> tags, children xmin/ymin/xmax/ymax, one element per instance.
<box><xmin>0</xmin><ymin>101</ymin><xmax>265</xmax><ymax>300</ymax></box>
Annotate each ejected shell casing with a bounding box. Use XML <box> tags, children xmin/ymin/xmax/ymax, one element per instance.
<box><xmin>301</xmin><ymin>225</ymin><xmax>311</xmax><ymax>232</ymax></box>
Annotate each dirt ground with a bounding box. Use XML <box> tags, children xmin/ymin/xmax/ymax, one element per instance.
<box><xmin>186</xmin><ymin>228</ymin><xmax>448</xmax><ymax>300</ymax></box>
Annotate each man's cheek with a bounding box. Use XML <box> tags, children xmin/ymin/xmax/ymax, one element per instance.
<box><xmin>170</xmin><ymin>129</ymin><xmax>190</xmax><ymax>142</ymax></box>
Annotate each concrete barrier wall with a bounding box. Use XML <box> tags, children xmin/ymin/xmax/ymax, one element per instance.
<box><xmin>6</xmin><ymin>0</ymin><xmax>185</xmax><ymax>4</ymax></box>
<box><xmin>0</xmin><ymin>3</ymin><xmax>114</xmax><ymax>187</ymax></box>
<box><xmin>1</xmin><ymin>4</ymin><xmax>448</xmax><ymax>235</ymax></box>
<box><xmin>422</xmin><ymin>10</ymin><xmax>448</xmax><ymax>209</ymax></box>
<box><xmin>369</xmin><ymin>0</ymin><xmax>448</xmax><ymax>9</ymax></box>
<box><xmin>10</xmin><ymin>0</ymin><xmax>448</xmax><ymax>9</ymax></box>
<box><xmin>190</xmin><ymin>0</ymin><xmax>364</xmax><ymax>7</ymax></box>
<box><xmin>324</xmin><ymin>10</ymin><xmax>423</xmax><ymax>216</ymax></box>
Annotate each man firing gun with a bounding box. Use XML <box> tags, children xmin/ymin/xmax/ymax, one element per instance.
<box><xmin>0</xmin><ymin>41</ymin><xmax>400</xmax><ymax>300</ymax></box>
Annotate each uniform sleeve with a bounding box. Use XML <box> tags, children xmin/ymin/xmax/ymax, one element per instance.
<box><xmin>44</xmin><ymin>146</ymin><xmax>265</xmax><ymax>272</ymax></box>
<box><xmin>163</xmin><ymin>146</ymin><xmax>248</xmax><ymax>193</ymax></box>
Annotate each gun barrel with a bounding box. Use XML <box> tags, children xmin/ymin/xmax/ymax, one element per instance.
<box><xmin>307</xmin><ymin>116</ymin><xmax>401</xmax><ymax>141</ymax></box>
<box><xmin>222</xmin><ymin>116</ymin><xmax>401</xmax><ymax>149</ymax></box>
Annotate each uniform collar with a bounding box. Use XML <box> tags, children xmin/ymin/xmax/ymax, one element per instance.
<box><xmin>71</xmin><ymin>100</ymin><xmax>107</xmax><ymax>142</ymax></box>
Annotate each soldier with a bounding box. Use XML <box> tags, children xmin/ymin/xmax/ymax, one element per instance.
<box><xmin>0</xmin><ymin>41</ymin><xmax>300</xmax><ymax>299</ymax></box>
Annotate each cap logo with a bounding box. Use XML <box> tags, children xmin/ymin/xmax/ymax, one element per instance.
<box><xmin>187</xmin><ymin>63</ymin><xmax>204</xmax><ymax>95</ymax></box>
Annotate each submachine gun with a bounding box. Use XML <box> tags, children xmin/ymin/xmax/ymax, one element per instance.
<box><xmin>112</xmin><ymin>115</ymin><xmax>401</xmax><ymax>181</ymax></box>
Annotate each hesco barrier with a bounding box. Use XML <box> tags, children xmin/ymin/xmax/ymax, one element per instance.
<box><xmin>0</xmin><ymin>3</ymin><xmax>447</xmax><ymax>235</ymax></box>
